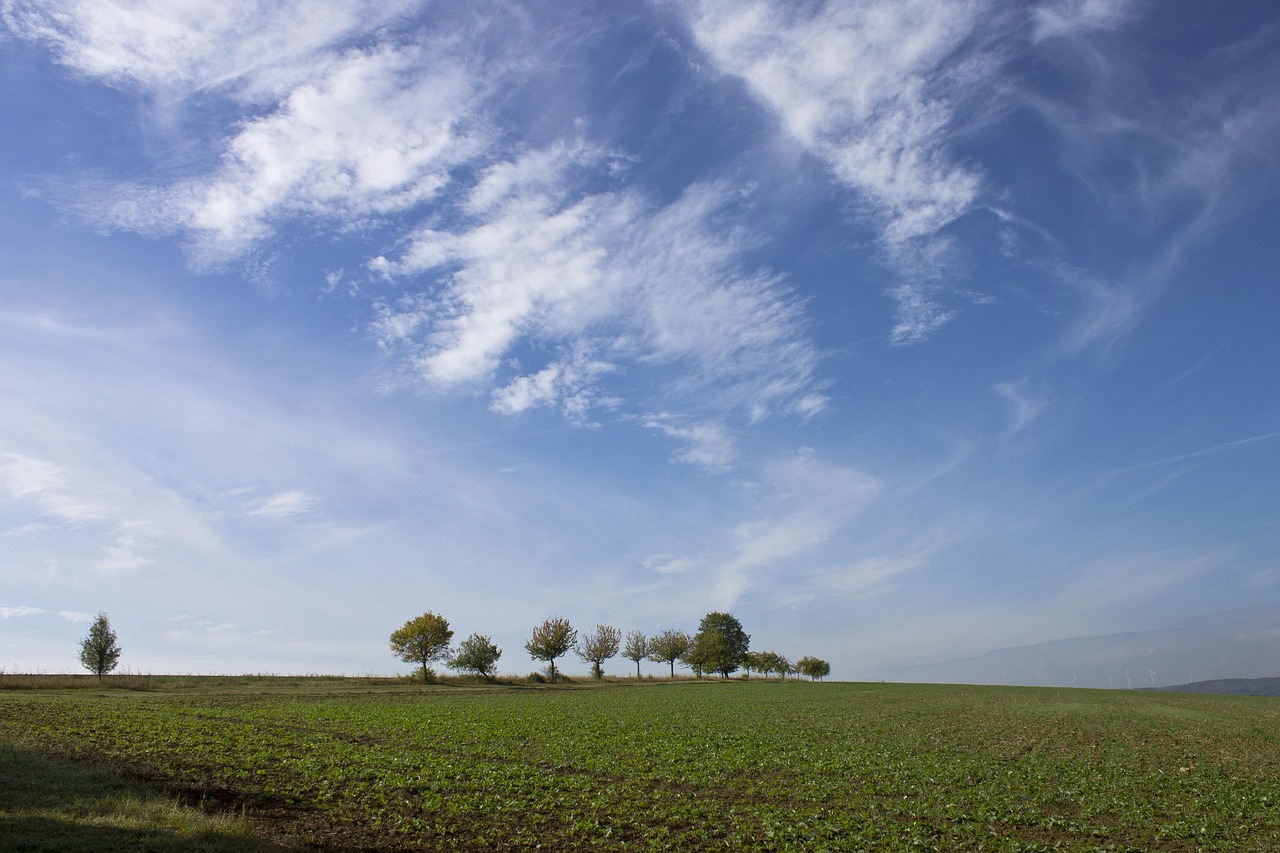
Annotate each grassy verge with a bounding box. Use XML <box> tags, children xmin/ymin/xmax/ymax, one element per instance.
<box><xmin>0</xmin><ymin>742</ymin><xmax>285</xmax><ymax>852</ymax></box>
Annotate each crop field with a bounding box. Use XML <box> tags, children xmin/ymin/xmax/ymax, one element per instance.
<box><xmin>1</xmin><ymin>678</ymin><xmax>1278</xmax><ymax>851</ymax></box>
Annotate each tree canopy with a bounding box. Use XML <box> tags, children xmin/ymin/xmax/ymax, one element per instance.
<box><xmin>797</xmin><ymin>656</ymin><xmax>831</xmax><ymax>681</ymax></box>
<box><xmin>78</xmin><ymin>612</ymin><xmax>121</xmax><ymax>679</ymax></box>
<box><xmin>448</xmin><ymin>634</ymin><xmax>503</xmax><ymax>680</ymax></box>
<box><xmin>525</xmin><ymin>617</ymin><xmax>576</xmax><ymax>680</ymax></box>
<box><xmin>622</xmin><ymin>630</ymin><xmax>648</xmax><ymax>678</ymax></box>
<box><xmin>647</xmin><ymin>629</ymin><xmax>690</xmax><ymax>678</ymax></box>
<box><xmin>575</xmin><ymin>624</ymin><xmax>621</xmax><ymax>679</ymax></box>
<box><xmin>389</xmin><ymin>611</ymin><xmax>454</xmax><ymax>682</ymax></box>
<box><xmin>692</xmin><ymin>611</ymin><xmax>750</xmax><ymax>678</ymax></box>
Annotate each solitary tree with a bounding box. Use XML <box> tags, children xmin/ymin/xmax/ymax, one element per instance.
<box><xmin>692</xmin><ymin>611</ymin><xmax>750</xmax><ymax>678</ymax></box>
<box><xmin>78</xmin><ymin>612</ymin><xmax>121</xmax><ymax>679</ymax></box>
<box><xmin>622</xmin><ymin>630</ymin><xmax>648</xmax><ymax>678</ymax></box>
<box><xmin>448</xmin><ymin>634</ymin><xmax>503</xmax><ymax>680</ymax></box>
<box><xmin>526</xmin><ymin>617</ymin><xmax>577</xmax><ymax>681</ymax></box>
<box><xmin>647</xmin><ymin>629</ymin><xmax>690</xmax><ymax>678</ymax></box>
<box><xmin>389</xmin><ymin>611</ymin><xmax>454</xmax><ymax>682</ymax></box>
<box><xmin>575</xmin><ymin>624</ymin><xmax>621</xmax><ymax>679</ymax></box>
<box><xmin>797</xmin><ymin>656</ymin><xmax>831</xmax><ymax>681</ymax></box>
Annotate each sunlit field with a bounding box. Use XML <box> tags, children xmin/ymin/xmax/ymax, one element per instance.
<box><xmin>2</xmin><ymin>677</ymin><xmax>1277</xmax><ymax>851</ymax></box>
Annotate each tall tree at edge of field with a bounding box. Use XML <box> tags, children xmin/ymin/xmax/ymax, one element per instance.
<box><xmin>647</xmin><ymin>629</ymin><xmax>691</xmax><ymax>678</ymax></box>
<box><xmin>389</xmin><ymin>611</ymin><xmax>454</xmax><ymax>682</ymax></box>
<box><xmin>692</xmin><ymin>611</ymin><xmax>749</xmax><ymax>678</ymax></box>
<box><xmin>78</xmin><ymin>612</ymin><xmax>122</xmax><ymax>679</ymax></box>
<box><xmin>622</xmin><ymin>630</ymin><xmax>648</xmax><ymax>678</ymax></box>
<box><xmin>526</xmin><ymin>617</ymin><xmax>577</xmax><ymax>681</ymax></box>
<box><xmin>575</xmin><ymin>624</ymin><xmax>622</xmax><ymax>679</ymax></box>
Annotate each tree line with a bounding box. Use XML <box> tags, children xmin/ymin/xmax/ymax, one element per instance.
<box><xmin>68</xmin><ymin>610</ymin><xmax>831</xmax><ymax>683</ymax></box>
<box><xmin>389</xmin><ymin>610</ymin><xmax>831</xmax><ymax>682</ymax></box>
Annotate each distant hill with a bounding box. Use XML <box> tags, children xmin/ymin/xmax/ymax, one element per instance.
<box><xmin>882</xmin><ymin>603</ymin><xmax>1280</xmax><ymax>689</ymax></box>
<box><xmin>1156</xmin><ymin>677</ymin><xmax>1280</xmax><ymax>697</ymax></box>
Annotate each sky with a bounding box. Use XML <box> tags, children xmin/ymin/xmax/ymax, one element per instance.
<box><xmin>1</xmin><ymin>0</ymin><xmax>1278</xmax><ymax>683</ymax></box>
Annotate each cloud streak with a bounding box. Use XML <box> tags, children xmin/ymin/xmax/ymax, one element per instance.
<box><xmin>683</xmin><ymin>0</ymin><xmax>993</xmax><ymax>342</ymax></box>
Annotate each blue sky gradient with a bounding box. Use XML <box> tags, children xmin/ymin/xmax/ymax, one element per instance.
<box><xmin>2</xmin><ymin>0</ymin><xmax>1278</xmax><ymax>681</ymax></box>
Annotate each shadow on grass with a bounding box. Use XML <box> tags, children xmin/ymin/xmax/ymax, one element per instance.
<box><xmin>0</xmin><ymin>743</ymin><xmax>298</xmax><ymax>852</ymax></box>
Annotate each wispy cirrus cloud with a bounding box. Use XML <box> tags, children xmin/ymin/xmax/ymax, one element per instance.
<box><xmin>8</xmin><ymin>3</ymin><xmax>827</xmax><ymax>449</ymax></box>
<box><xmin>102</xmin><ymin>43</ymin><xmax>487</xmax><ymax>265</ymax></box>
<box><xmin>372</xmin><ymin>149</ymin><xmax>824</xmax><ymax>427</ymax></box>
<box><xmin>683</xmin><ymin>0</ymin><xmax>995</xmax><ymax>343</ymax></box>
<box><xmin>246</xmin><ymin>490</ymin><xmax>319</xmax><ymax>519</ymax></box>
<box><xmin>0</xmin><ymin>605</ymin><xmax>45</xmax><ymax>619</ymax></box>
<box><xmin>1</xmin><ymin>0</ymin><xmax>427</xmax><ymax>100</ymax></box>
<box><xmin>1031</xmin><ymin>0</ymin><xmax>1140</xmax><ymax>43</ymax></box>
<box><xmin>646</xmin><ymin>449</ymin><xmax>882</xmax><ymax>606</ymax></box>
<box><xmin>1024</xmin><ymin>4</ymin><xmax>1280</xmax><ymax>351</ymax></box>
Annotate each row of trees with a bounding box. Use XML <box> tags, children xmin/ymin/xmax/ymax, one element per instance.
<box><xmin>389</xmin><ymin>610</ymin><xmax>831</xmax><ymax>682</ymax></box>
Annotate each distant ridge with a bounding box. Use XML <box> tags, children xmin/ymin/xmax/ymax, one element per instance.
<box><xmin>1156</xmin><ymin>677</ymin><xmax>1280</xmax><ymax>697</ymax></box>
<box><xmin>881</xmin><ymin>603</ymin><xmax>1280</xmax><ymax>689</ymax></box>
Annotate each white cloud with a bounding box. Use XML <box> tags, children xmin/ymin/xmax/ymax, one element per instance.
<box><xmin>1032</xmin><ymin>0</ymin><xmax>1139</xmax><ymax>43</ymax></box>
<box><xmin>643</xmin><ymin>417</ymin><xmax>736</xmax><ymax>472</ymax></box>
<box><xmin>805</xmin><ymin>555</ymin><xmax>929</xmax><ymax>602</ymax></box>
<box><xmin>993</xmin><ymin>379</ymin><xmax>1048</xmax><ymax>435</ymax></box>
<box><xmin>0</xmin><ymin>606</ymin><xmax>45</xmax><ymax>618</ymax></box>
<box><xmin>685</xmin><ymin>0</ymin><xmax>990</xmax><ymax>340</ymax></box>
<box><xmin>374</xmin><ymin>151</ymin><xmax>823</xmax><ymax>424</ymax></box>
<box><xmin>107</xmin><ymin>43</ymin><xmax>485</xmax><ymax>264</ymax></box>
<box><xmin>93</xmin><ymin>520</ymin><xmax>158</xmax><ymax>573</ymax></box>
<box><xmin>1</xmin><ymin>0</ymin><xmax>427</xmax><ymax>100</ymax></box>
<box><xmin>58</xmin><ymin>610</ymin><xmax>95</xmax><ymax>623</ymax></box>
<box><xmin>710</xmin><ymin>450</ymin><xmax>881</xmax><ymax>606</ymax></box>
<box><xmin>0</xmin><ymin>452</ymin><xmax>107</xmax><ymax>524</ymax></box>
<box><xmin>490</xmin><ymin>346</ymin><xmax>619</xmax><ymax>423</ymax></box>
<box><xmin>247</xmin><ymin>490</ymin><xmax>319</xmax><ymax>519</ymax></box>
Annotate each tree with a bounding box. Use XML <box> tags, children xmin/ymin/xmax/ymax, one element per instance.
<box><xmin>448</xmin><ymin>634</ymin><xmax>503</xmax><ymax>680</ymax></box>
<box><xmin>797</xmin><ymin>656</ymin><xmax>831</xmax><ymax>681</ymax></box>
<box><xmin>740</xmin><ymin>650</ymin><xmax>766</xmax><ymax>679</ymax></box>
<box><xmin>681</xmin><ymin>633</ymin><xmax>710</xmax><ymax>678</ymax></box>
<box><xmin>757</xmin><ymin>651</ymin><xmax>787</xmax><ymax>679</ymax></box>
<box><xmin>692</xmin><ymin>611</ymin><xmax>750</xmax><ymax>678</ymax></box>
<box><xmin>622</xmin><ymin>630</ymin><xmax>648</xmax><ymax>678</ymax></box>
<box><xmin>78</xmin><ymin>612</ymin><xmax>121</xmax><ymax>679</ymax></box>
<box><xmin>647</xmin><ymin>628</ymin><xmax>690</xmax><ymax>678</ymax></box>
<box><xmin>575</xmin><ymin>624</ymin><xmax>621</xmax><ymax>679</ymax></box>
<box><xmin>526</xmin><ymin>617</ymin><xmax>577</xmax><ymax>681</ymax></box>
<box><xmin>389</xmin><ymin>611</ymin><xmax>453</xmax><ymax>682</ymax></box>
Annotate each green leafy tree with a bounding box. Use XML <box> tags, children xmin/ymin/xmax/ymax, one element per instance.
<box><xmin>647</xmin><ymin>629</ymin><xmax>690</xmax><ymax>678</ymax></box>
<box><xmin>389</xmin><ymin>611</ymin><xmax>453</xmax><ymax>682</ymax></box>
<box><xmin>448</xmin><ymin>634</ymin><xmax>503</xmax><ymax>680</ymax></box>
<box><xmin>757</xmin><ymin>651</ymin><xmax>788</xmax><ymax>679</ymax></box>
<box><xmin>575</xmin><ymin>624</ymin><xmax>621</xmax><ymax>679</ymax></box>
<box><xmin>78</xmin><ymin>612</ymin><xmax>121</xmax><ymax>679</ymax></box>
<box><xmin>622</xmin><ymin>630</ymin><xmax>648</xmax><ymax>678</ymax></box>
<box><xmin>797</xmin><ymin>656</ymin><xmax>831</xmax><ymax>681</ymax></box>
<box><xmin>693</xmin><ymin>611</ymin><xmax>750</xmax><ymax>678</ymax></box>
<box><xmin>740</xmin><ymin>650</ymin><xmax>766</xmax><ymax>679</ymax></box>
<box><xmin>681</xmin><ymin>633</ymin><xmax>710</xmax><ymax>678</ymax></box>
<box><xmin>526</xmin><ymin>617</ymin><xmax>577</xmax><ymax>681</ymax></box>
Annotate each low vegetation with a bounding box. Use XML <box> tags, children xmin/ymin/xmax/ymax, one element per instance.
<box><xmin>2</xmin><ymin>677</ymin><xmax>1278</xmax><ymax>850</ymax></box>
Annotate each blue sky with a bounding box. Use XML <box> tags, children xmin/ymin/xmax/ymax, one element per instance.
<box><xmin>2</xmin><ymin>0</ymin><xmax>1278</xmax><ymax>681</ymax></box>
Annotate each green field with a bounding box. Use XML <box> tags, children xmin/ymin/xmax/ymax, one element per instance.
<box><xmin>1</xmin><ymin>677</ymin><xmax>1278</xmax><ymax>851</ymax></box>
